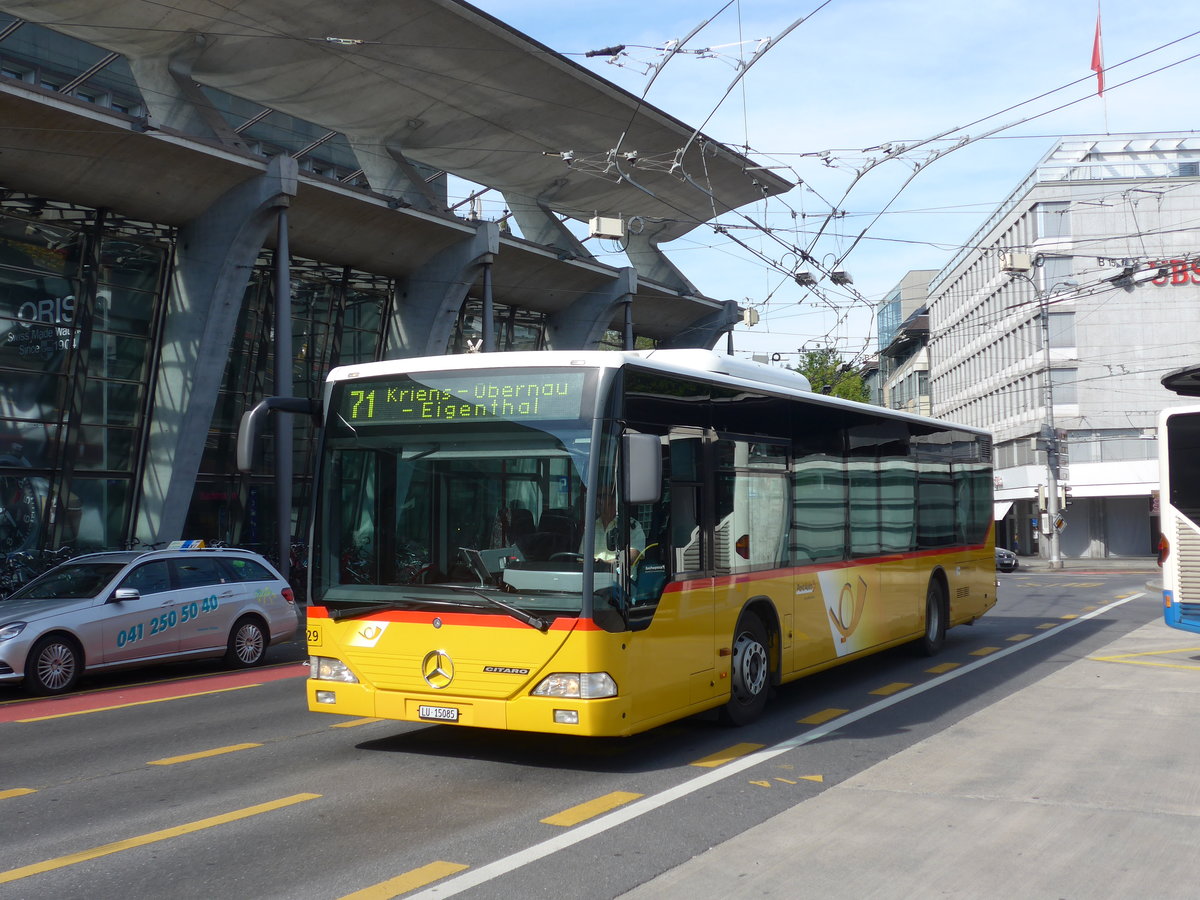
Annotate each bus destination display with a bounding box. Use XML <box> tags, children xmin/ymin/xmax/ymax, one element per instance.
<box><xmin>341</xmin><ymin>370</ymin><xmax>589</xmax><ymax>424</ymax></box>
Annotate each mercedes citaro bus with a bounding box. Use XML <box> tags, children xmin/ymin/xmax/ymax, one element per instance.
<box><xmin>241</xmin><ymin>349</ymin><xmax>997</xmax><ymax>736</ymax></box>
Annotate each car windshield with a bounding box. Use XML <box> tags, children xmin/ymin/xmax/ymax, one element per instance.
<box><xmin>4</xmin><ymin>562</ymin><xmax>125</xmax><ymax>601</ymax></box>
<box><xmin>312</xmin><ymin>368</ymin><xmax>603</xmax><ymax>616</ymax></box>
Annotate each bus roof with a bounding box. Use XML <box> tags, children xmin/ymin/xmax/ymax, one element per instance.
<box><xmin>327</xmin><ymin>350</ymin><xmax>989</xmax><ymax>437</ymax></box>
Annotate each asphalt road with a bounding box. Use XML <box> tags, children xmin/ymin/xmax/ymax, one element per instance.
<box><xmin>0</xmin><ymin>571</ymin><xmax>1158</xmax><ymax>899</ymax></box>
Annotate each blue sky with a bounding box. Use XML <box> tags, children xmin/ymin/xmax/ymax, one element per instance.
<box><xmin>473</xmin><ymin>1</ymin><xmax>1200</xmax><ymax>360</ymax></box>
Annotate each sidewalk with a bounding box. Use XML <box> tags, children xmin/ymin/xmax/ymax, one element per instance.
<box><xmin>622</xmin><ymin>586</ymin><xmax>1196</xmax><ymax>898</ymax></box>
<box><xmin>1012</xmin><ymin>554</ymin><xmax>1160</xmax><ymax>574</ymax></box>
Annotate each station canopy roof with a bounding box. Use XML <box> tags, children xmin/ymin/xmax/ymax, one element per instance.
<box><xmin>3</xmin><ymin>0</ymin><xmax>793</xmax><ymax>244</ymax></box>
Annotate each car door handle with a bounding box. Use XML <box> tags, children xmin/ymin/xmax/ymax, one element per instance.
<box><xmin>218</xmin><ymin>590</ymin><xmax>236</xmax><ymax>598</ymax></box>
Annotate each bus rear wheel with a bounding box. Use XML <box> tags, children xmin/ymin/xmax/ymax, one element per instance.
<box><xmin>720</xmin><ymin>613</ymin><xmax>771</xmax><ymax>726</ymax></box>
<box><xmin>920</xmin><ymin>578</ymin><xmax>947</xmax><ymax>656</ymax></box>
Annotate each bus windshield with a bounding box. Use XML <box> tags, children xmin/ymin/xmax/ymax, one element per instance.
<box><xmin>312</xmin><ymin>368</ymin><xmax>602</xmax><ymax>618</ymax></box>
<box><xmin>1167</xmin><ymin>410</ymin><xmax>1200</xmax><ymax>527</ymax></box>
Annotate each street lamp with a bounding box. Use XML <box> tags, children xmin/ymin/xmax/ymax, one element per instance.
<box><xmin>1005</xmin><ymin>262</ymin><xmax>1077</xmax><ymax>569</ymax></box>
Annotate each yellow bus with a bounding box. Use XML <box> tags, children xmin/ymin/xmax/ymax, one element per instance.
<box><xmin>297</xmin><ymin>349</ymin><xmax>996</xmax><ymax>736</ymax></box>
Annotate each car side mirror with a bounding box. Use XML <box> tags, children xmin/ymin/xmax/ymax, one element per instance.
<box><xmin>113</xmin><ymin>588</ymin><xmax>141</xmax><ymax>602</ymax></box>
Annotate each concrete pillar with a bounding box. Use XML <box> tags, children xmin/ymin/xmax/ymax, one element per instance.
<box><xmin>383</xmin><ymin>221</ymin><xmax>499</xmax><ymax>359</ymax></box>
<box><xmin>658</xmin><ymin>299</ymin><xmax>742</xmax><ymax>351</ymax></box>
<box><xmin>623</xmin><ymin>231</ymin><xmax>698</xmax><ymax>297</ymax></box>
<box><xmin>136</xmin><ymin>156</ymin><xmax>298</xmax><ymax>543</ymax></box>
<box><xmin>544</xmin><ymin>267</ymin><xmax>637</xmax><ymax>350</ymax></box>
<box><xmin>346</xmin><ymin>134</ymin><xmax>447</xmax><ymax>212</ymax></box>
<box><xmin>125</xmin><ymin>34</ymin><xmax>247</xmax><ymax>147</ymax></box>
<box><xmin>503</xmin><ymin>191</ymin><xmax>591</xmax><ymax>260</ymax></box>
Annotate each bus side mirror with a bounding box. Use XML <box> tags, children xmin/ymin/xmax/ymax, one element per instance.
<box><xmin>237</xmin><ymin>396</ymin><xmax>320</xmax><ymax>473</ymax></box>
<box><xmin>623</xmin><ymin>433</ymin><xmax>662</xmax><ymax>505</ymax></box>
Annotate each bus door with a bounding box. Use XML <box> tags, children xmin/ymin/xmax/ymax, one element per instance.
<box><xmin>712</xmin><ymin>436</ymin><xmax>792</xmax><ymax>670</ymax></box>
<box><xmin>624</xmin><ymin>428</ymin><xmax>719</xmax><ymax>721</ymax></box>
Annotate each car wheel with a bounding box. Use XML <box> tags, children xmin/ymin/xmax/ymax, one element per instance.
<box><xmin>25</xmin><ymin>635</ymin><xmax>81</xmax><ymax>695</ymax></box>
<box><xmin>920</xmin><ymin>579</ymin><xmax>947</xmax><ymax>656</ymax></box>
<box><xmin>225</xmin><ymin>616</ymin><xmax>267</xmax><ymax>668</ymax></box>
<box><xmin>719</xmin><ymin>613</ymin><xmax>771</xmax><ymax>726</ymax></box>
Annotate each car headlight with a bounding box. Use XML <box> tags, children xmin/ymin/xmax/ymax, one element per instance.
<box><xmin>0</xmin><ymin>622</ymin><xmax>27</xmax><ymax>642</ymax></box>
<box><xmin>531</xmin><ymin>672</ymin><xmax>617</xmax><ymax>699</ymax></box>
<box><xmin>309</xmin><ymin>655</ymin><xmax>359</xmax><ymax>683</ymax></box>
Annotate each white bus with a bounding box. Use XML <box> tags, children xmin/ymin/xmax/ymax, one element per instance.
<box><xmin>1159</xmin><ymin>403</ymin><xmax>1200</xmax><ymax>633</ymax></box>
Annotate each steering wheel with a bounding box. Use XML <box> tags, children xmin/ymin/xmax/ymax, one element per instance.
<box><xmin>629</xmin><ymin>542</ymin><xmax>658</xmax><ymax>571</ymax></box>
<box><xmin>549</xmin><ymin>552</ymin><xmax>584</xmax><ymax>563</ymax></box>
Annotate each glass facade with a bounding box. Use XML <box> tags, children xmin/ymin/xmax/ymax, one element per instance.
<box><xmin>0</xmin><ymin>201</ymin><xmax>168</xmax><ymax>553</ymax></box>
<box><xmin>0</xmin><ymin>189</ymin><xmax>559</xmax><ymax>561</ymax></box>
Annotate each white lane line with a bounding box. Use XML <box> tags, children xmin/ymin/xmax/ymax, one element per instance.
<box><xmin>410</xmin><ymin>592</ymin><xmax>1145</xmax><ymax>898</ymax></box>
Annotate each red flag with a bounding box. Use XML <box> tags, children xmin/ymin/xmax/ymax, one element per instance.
<box><xmin>1091</xmin><ymin>13</ymin><xmax>1105</xmax><ymax>96</ymax></box>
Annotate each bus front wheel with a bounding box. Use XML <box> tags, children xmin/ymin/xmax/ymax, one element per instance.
<box><xmin>920</xmin><ymin>578</ymin><xmax>947</xmax><ymax>656</ymax></box>
<box><xmin>720</xmin><ymin>613</ymin><xmax>771</xmax><ymax>726</ymax></box>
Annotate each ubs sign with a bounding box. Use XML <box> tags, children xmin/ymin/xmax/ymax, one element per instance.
<box><xmin>1147</xmin><ymin>259</ymin><xmax>1200</xmax><ymax>286</ymax></box>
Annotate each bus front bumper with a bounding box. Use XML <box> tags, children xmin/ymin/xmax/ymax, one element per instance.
<box><xmin>307</xmin><ymin>679</ymin><xmax>634</xmax><ymax>736</ymax></box>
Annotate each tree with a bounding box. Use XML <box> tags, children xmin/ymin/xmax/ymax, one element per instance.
<box><xmin>794</xmin><ymin>348</ymin><xmax>869</xmax><ymax>403</ymax></box>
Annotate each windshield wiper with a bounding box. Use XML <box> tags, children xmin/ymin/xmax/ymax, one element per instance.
<box><xmin>448</xmin><ymin>586</ymin><xmax>551</xmax><ymax>633</ymax></box>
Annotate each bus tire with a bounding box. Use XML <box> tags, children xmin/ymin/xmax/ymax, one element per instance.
<box><xmin>226</xmin><ymin>616</ymin><xmax>268</xmax><ymax>668</ymax></box>
<box><xmin>920</xmin><ymin>578</ymin><xmax>947</xmax><ymax>656</ymax></box>
<box><xmin>720</xmin><ymin>612</ymin><xmax>771</xmax><ymax>726</ymax></box>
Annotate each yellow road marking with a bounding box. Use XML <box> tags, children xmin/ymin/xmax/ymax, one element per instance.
<box><xmin>1007</xmin><ymin>634</ymin><xmax>1033</xmax><ymax>642</ymax></box>
<box><xmin>1035</xmin><ymin>623</ymin><xmax>1057</xmax><ymax>630</ymax></box>
<box><xmin>0</xmin><ymin>663</ymin><xmax>299</xmax><ymax>710</ymax></box>
<box><xmin>0</xmin><ymin>793</ymin><xmax>319</xmax><ymax>886</ymax></box>
<box><xmin>0</xmin><ymin>789</ymin><xmax>36</xmax><ymax>800</ymax></box>
<box><xmin>870</xmin><ymin>682</ymin><xmax>911</xmax><ymax>696</ymax></box>
<box><xmin>798</xmin><ymin>708</ymin><xmax>848</xmax><ymax>725</ymax></box>
<box><xmin>541</xmin><ymin>791</ymin><xmax>643</xmax><ymax>827</ymax></box>
<box><xmin>339</xmin><ymin>862</ymin><xmax>470</xmax><ymax>900</ymax></box>
<box><xmin>926</xmin><ymin>663</ymin><xmax>960</xmax><ymax>674</ymax></box>
<box><xmin>970</xmin><ymin>647</ymin><xmax>1001</xmax><ymax>657</ymax></box>
<box><xmin>690</xmin><ymin>743</ymin><xmax>764</xmax><ymax>768</ymax></box>
<box><xmin>17</xmin><ymin>685</ymin><xmax>257</xmax><ymax>722</ymax></box>
<box><xmin>1091</xmin><ymin>647</ymin><xmax>1200</xmax><ymax>671</ymax></box>
<box><xmin>332</xmin><ymin>717</ymin><xmax>381</xmax><ymax>728</ymax></box>
<box><xmin>1060</xmin><ymin>614</ymin><xmax>1079</xmax><ymax>620</ymax></box>
<box><xmin>752</xmin><ymin>773</ymin><xmax>822</xmax><ymax>789</ymax></box>
<box><xmin>1081</xmin><ymin>605</ymin><xmax>1098</xmax><ymax>611</ymax></box>
<box><xmin>147</xmin><ymin>743</ymin><xmax>261</xmax><ymax>766</ymax></box>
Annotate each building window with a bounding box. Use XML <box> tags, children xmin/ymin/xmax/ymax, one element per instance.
<box><xmin>1048</xmin><ymin>311</ymin><xmax>1075</xmax><ymax>348</ymax></box>
<box><xmin>1034</xmin><ymin>202</ymin><xmax>1071</xmax><ymax>241</ymax></box>
<box><xmin>878</xmin><ymin>296</ymin><xmax>902</xmax><ymax>349</ymax></box>
<box><xmin>1050</xmin><ymin>368</ymin><xmax>1077</xmax><ymax>404</ymax></box>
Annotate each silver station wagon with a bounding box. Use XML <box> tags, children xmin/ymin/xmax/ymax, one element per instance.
<box><xmin>0</xmin><ymin>549</ymin><xmax>299</xmax><ymax>694</ymax></box>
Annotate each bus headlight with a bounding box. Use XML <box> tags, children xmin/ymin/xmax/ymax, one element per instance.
<box><xmin>531</xmin><ymin>672</ymin><xmax>617</xmax><ymax>699</ymax></box>
<box><xmin>310</xmin><ymin>655</ymin><xmax>359</xmax><ymax>683</ymax></box>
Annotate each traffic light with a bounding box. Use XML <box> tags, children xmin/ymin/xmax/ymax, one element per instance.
<box><xmin>1037</xmin><ymin>484</ymin><xmax>1047</xmax><ymax>512</ymax></box>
